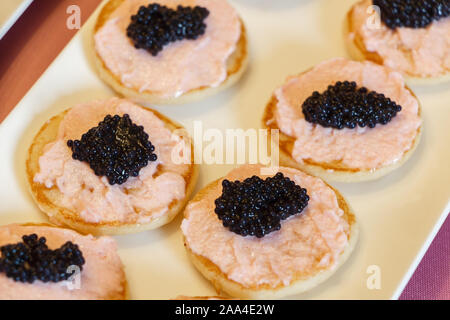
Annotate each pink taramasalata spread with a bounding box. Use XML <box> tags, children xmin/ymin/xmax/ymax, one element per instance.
<box><xmin>34</xmin><ymin>98</ymin><xmax>189</xmax><ymax>224</ymax></box>
<box><xmin>94</xmin><ymin>0</ymin><xmax>242</xmax><ymax>98</ymax></box>
<box><xmin>273</xmin><ymin>58</ymin><xmax>421</xmax><ymax>170</ymax></box>
<box><xmin>0</xmin><ymin>224</ymin><xmax>124</xmax><ymax>300</ymax></box>
<box><xmin>181</xmin><ymin>165</ymin><xmax>350</xmax><ymax>288</ymax></box>
<box><xmin>349</xmin><ymin>0</ymin><xmax>450</xmax><ymax>78</ymax></box>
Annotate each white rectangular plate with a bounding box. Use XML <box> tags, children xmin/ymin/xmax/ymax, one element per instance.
<box><xmin>0</xmin><ymin>0</ymin><xmax>449</xmax><ymax>299</ymax></box>
<box><xmin>0</xmin><ymin>0</ymin><xmax>33</xmax><ymax>39</ymax></box>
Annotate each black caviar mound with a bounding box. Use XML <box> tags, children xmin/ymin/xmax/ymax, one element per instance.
<box><xmin>373</xmin><ymin>0</ymin><xmax>450</xmax><ymax>29</ymax></box>
<box><xmin>214</xmin><ymin>173</ymin><xmax>310</xmax><ymax>238</ymax></box>
<box><xmin>0</xmin><ymin>234</ymin><xmax>85</xmax><ymax>283</ymax></box>
<box><xmin>127</xmin><ymin>3</ymin><xmax>210</xmax><ymax>56</ymax></box>
<box><xmin>67</xmin><ymin>114</ymin><xmax>157</xmax><ymax>185</ymax></box>
<box><xmin>302</xmin><ymin>81</ymin><xmax>402</xmax><ymax>129</ymax></box>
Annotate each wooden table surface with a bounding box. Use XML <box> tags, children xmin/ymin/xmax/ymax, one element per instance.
<box><xmin>0</xmin><ymin>0</ymin><xmax>448</xmax><ymax>300</ymax></box>
<box><xmin>0</xmin><ymin>0</ymin><xmax>101</xmax><ymax>121</ymax></box>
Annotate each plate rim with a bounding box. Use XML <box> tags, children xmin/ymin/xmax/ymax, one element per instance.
<box><xmin>0</xmin><ymin>0</ymin><xmax>34</xmax><ymax>40</ymax></box>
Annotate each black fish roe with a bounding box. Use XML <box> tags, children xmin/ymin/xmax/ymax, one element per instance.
<box><xmin>0</xmin><ymin>234</ymin><xmax>85</xmax><ymax>283</ymax></box>
<box><xmin>126</xmin><ymin>3</ymin><xmax>210</xmax><ymax>56</ymax></box>
<box><xmin>214</xmin><ymin>173</ymin><xmax>310</xmax><ymax>238</ymax></box>
<box><xmin>373</xmin><ymin>0</ymin><xmax>450</xmax><ymax>29</ymax></box>
<box><xmin>302</xmin><ymin>81</ymin><xmax>402</xmax><ymax>129</ymax></box>
<box><xmin>67</xmin><ymin>114</ymin><xmax>157</xmax><ymax>185</ymax></box>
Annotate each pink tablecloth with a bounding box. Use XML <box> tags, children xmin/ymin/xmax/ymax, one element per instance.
<box><xmin>0</xmin><ymin>0</ymin><xmax>448</xmax><ymax>300</ymax></box>
<box><xmin>400</xmin><ymin>214</ymin><xmax>450</xmax><ymax>300</ymax></box>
